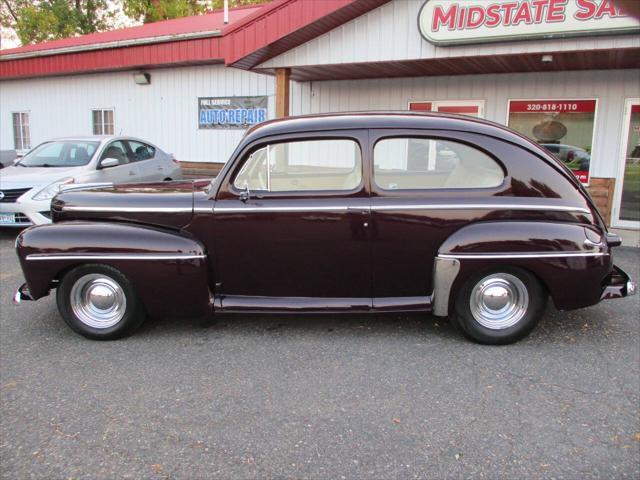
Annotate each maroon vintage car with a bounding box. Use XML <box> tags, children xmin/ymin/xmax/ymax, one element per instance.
<box><xmin>13</xmin><ymin>112</ymin><xmax>636</xmax><ymax>344</ymax></box>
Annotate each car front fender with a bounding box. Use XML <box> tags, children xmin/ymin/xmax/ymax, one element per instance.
<box><xmin>16</xmin><ymin>221</ymin><xmax>213</xmax><ymax>318</ymax></box>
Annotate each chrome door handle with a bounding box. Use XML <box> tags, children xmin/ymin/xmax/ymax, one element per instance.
<box><xmin>584</xmin><ymin>238</ymin><xmax>603</xmax><ymax>248</ymax></box>
<box><xmin>128</xmin><ymin>171</ymin><xmax>136</xmax><ymax>176</ymax></box>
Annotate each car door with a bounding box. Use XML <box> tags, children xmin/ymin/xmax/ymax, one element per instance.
<box><xmin>369</xmin><ymin>130</ymin><xmax>506</xmax><ymax>302</ymax></box>
<box><xmin>211</xmin><ymin>131</ymin><xmax>372</xmax><ymax>310</ymax></box>
<box><xmin>94</xmin><ymin>140</ymin><xmax>139</xmax><ymax>183</ymax></box>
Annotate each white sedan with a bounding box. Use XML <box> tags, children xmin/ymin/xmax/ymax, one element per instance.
<box><xmin>0</xmin><ymin>136</ymin><xmax>182</xmax><ymax>226</ymax></box>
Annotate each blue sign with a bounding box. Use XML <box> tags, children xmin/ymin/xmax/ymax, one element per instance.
<box><xmin>198</xmin><ymin>96</ymin><xmax>268</xmax><ymax>130</ymax></box>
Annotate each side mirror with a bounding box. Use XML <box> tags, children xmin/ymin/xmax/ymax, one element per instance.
<box><xmin>99</xmin><ymin>158</ymin><xmax>119</xmax><ymax>169</ymax></box>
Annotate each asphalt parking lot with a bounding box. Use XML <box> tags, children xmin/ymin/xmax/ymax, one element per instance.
<box><xmin>0</xmin><ymin>229</ymin><xmax>638</xmax><ymax>479</ymax></box>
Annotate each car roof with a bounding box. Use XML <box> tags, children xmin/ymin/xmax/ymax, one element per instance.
<box><xmin>49</xmin><ymin>135</ymin><xmax>116</xmax><ymax>141</ymax></box>
<box><xmin>44</xmin><ymin>136</ymin><xmax>160</xmax><ymax>147</ymax></box>
<box><xmin>245</xmin><ymin>111</ymin><xmax>533</xmax><ymax>149</ymax></box>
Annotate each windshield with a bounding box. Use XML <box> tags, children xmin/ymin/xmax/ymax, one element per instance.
<box><xmin>18</xmin><ymin>141</ymin><xmax>100</xmax><ymax>167</ymax></box>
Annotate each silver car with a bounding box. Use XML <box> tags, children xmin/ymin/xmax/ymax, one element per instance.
<box><xmin>0</xmin><ymin>136</ymin><xmax>182</xmax><ymax>226</ymax></box>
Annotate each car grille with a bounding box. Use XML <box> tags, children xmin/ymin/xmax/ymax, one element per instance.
<box><xmin>0</xmin><ymin>188</ymin><xmax>31</xmax><ymax>203</ymax></box>
<box><xmin>14</xmin><ymin>213</ymin><xmax>31</xmax><ymax>224</ymax></box>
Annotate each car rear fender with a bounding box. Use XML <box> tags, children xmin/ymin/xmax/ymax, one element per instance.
<box><xmin>15</xmin><ymin>221</ymin><xmax>213</xmax><ymax>318</ymax></box>
<box><xmin>432</xmin><ymin>221</ymin><xmax>612</xmax><ymax>316</ymax></box>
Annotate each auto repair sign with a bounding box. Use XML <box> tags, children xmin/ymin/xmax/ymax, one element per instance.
<box><xmin>418</xmin><ymin>0</ymin><xmax>640</xmax><ymax>45</ymax></box>
<box><xmin>198</xmin><ymin>96</ymin><xmax>268</xmax><ymax>129</ymax></box>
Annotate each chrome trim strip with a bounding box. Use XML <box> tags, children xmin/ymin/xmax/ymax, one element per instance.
<box><xmin>432</xmin><ymin>256</ymin><xmax>461</xmax><ymax>317</ymax></box>
<box><xmin>214</xmin><ymin>205</ymin><xmax>349</xmax><ymax>213</ymax></box>
<box><xmin>62</xmin><ymin>206</ymin><xmax>192</xmax><ymax>213</ymax></box>
<box><xmin>26</xmin><ymin>253</ymin><xmax>206</xmax><ymax>261</ymax></box>
<box><xmin>438</xmin><ymin>252</ymin><xmax>607</xmax><ymax>259</ymax></box>
<box><xmin>212</xmin><ymin>204</ymin><xmax>590</xmax><ymax>214</ymax></box>
<box><xmin>371</xmin><ymin>204</ymin><xmax>591</xmax><ymax>214</ymax></box>
<box><xmin>62</xmin><ymin>204</ymin><xmax>590</xmax><ymax>215</ymax></box>
<box><xmin>59</xmin><ymin>182</ymin><xmax>113</xmax><ymax>193</ymax></box>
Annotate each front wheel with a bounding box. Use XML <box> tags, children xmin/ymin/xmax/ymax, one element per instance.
<box><xmin>57</xmin><ymin>264</ymin><xmax>146</xmax><ymax>340</ymax></box>
<box><xmin>453</xmin><ymin>268</ymin><xmax>547</xmax><ymax>345</ymax></box>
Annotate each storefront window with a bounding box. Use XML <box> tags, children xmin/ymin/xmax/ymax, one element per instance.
<box><xmin>619</xmin><ymin>104</ymin><xmax>640</xmax><ymax>223</ymax></box>
<box><xmin>507</xmin><ymin>100</ymin><xmax>597</xmax><ymax>185</ymax></box>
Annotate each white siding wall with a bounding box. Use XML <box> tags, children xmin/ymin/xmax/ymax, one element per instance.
<box><xmin>0</xmin><ymin>65</ymin><xmax>275</xmax><ymax>163</ymax></box>
<box><xmin>260</xmin><ymin>0</ymin><xmax>640</xmax><ymax>68</ymax></box>
<box><xmin>290</xmin><ymin>69</ymin><xmax>640</xmax><ymax>178</ymax></box>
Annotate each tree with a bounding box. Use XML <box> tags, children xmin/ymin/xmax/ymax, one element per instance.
<box><xmin>1</xmin><ymin>0</ymin><xmax>114</xmax><ymax>45</ymax></box>
<box><xmin>123</xmin><ymin>0</ymin><xmax>270</xmax><ymax>24</ymax></box>
<box><xmin>123</xmin><ymin>0</ymin><xmax>204</xmax><ymax>23</ymax></box>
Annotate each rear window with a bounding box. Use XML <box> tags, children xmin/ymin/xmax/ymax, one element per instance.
<box><xmin>373</xmin><ymin>138</ymin><xmax>504</xmax><ymax>190</ymax></box>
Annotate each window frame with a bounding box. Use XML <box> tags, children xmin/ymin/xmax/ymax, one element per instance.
<box><xmin>370</xmin><ymin>131</ymin><xmax>507</xmax><ymax>196</ymax></box>
<box><xmin>223</xmin><ymin>132</ymin><xmax>367</xmax><ymax>199</ymax></box>
<box><xmin>91</xmin><ymin>108</ymin><xmax>115</xmax><ymax>136</ymax></box>
<box><xmin>12</xmin><ymin>111</ymin><xmax>31</xmax><ymax>152</ymax></box>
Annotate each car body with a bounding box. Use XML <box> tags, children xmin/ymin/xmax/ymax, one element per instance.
<box><xmin>0</xmin><ymin>136</ymin><xmax>181</xmax><ymax>227</ymax></box>
<box><xmin>13</xmin><ymin>112</ymin><xmax>636</xmax><ymax>344</ymax></box>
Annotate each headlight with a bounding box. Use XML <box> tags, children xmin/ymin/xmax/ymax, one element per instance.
<box><xmin>32</xmin><ymin>178</ymin><xmax>74</xmax><ymax>201</ymax></box>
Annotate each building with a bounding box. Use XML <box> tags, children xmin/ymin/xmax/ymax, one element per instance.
<box><xmin>1</xmin><ymin>0</ymin><xmax>639</xmax><ymax>240</ymax></box>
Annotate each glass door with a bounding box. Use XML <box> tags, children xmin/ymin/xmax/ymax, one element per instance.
<box><xmin>613</xmin><ymin>99</ymin><xmax>640</xmax><ymax>228</ymax></box>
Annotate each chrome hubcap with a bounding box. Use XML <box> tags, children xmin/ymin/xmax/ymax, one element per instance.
<box><xmin>70</xmin><ymin>274</ymin><xmax>126</xmax><ymax>329</ymax></box>
<box><xmin>470</xmin><ymin>273</ymin><xmax>529</xmax><ymax>330</ymax></box>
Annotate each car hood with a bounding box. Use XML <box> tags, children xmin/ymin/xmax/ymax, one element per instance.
<box><xmin>0</xmin><ymin>165</ymin><xmax>80</xmax><ymax>189</ymax></box>
<box><xmin>51</xmin><ymin>180</ymin><xmax>210</xmax><ymax>230</ymax></box>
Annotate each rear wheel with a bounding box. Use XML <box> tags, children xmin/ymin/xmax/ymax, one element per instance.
<box><xmin>57</xmin><ymin>264</ymin><xmax>146</xmax><ymax>340</ymax></box>
<box><xmin>453</xmin><ymin>268</ymin><xmax>547</xmax><ymax>345</ymax></box>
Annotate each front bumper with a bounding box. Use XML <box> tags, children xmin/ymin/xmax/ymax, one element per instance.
<box><xmin>0</xmin><ymin>192</ymin><xmax>52</xmax><ymax>226</ymax></box>
<box><xmin>601</xmin><ymin>265</ymin><xmax>637</xmax><ymax>301</ymax></box>
<box><xmin>13</xmin><ymin>283</ymin><xmax>34</xmax><ymax>304</ymax></box>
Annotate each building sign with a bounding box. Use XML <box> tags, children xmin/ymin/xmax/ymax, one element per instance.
<box><xmin>508</xmin><ymin>99</ymin><xmax>597</xmax><ymax>185</ymax></box>
<box><xmin>418</xmin><ymin>0</ymin><xmax>640</xmax><ymax>46</ymax></box>
<box><xmin>198</xmin><ymin>96</ymin><xmax>268</xmax><ymax>129</ymax></box>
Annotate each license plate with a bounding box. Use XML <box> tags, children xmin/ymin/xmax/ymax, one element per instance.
<box><xmin>0</xmin><ymin>213</ymin><xmax>16</xmax><ymax>224</ymax></box>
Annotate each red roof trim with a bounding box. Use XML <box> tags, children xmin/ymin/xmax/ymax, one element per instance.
<box><xmin>0</xmin><ymin>0</ymin><xmax>390</xmax><ymax>80</ymax></box>
<box><xmin>0</xmin><ymin>37</ymin><xmax>224</xmax><ymax>80</ymax></box>
<box><xmin>225</xmin><ymin>0</ymin><xmax>390</xmax><ymax>69</ymax></box>
<box><xmin>0</xmin><ymin>4</ymin><xmax>262</xmax><ymax>57</ymax></box>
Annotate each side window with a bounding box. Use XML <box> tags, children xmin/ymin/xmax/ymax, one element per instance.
<box><xmin>234</xmin><ymin>139</ymin><xmax>362</xmax><ymax>193</ymax></box>
<box><xmin>100</xmin><ymin>141</ymin><xmax>129</xmax><ymax>165</ymax></box>
<box><xmin>128</xmin><ymin>141</ymin><xmax>155</xmax><ymax>162</ymax></box>
<box><xmin>373</xmin><ymin>137</ymin><xmax>504</xmax><ymax>190</ymax></box>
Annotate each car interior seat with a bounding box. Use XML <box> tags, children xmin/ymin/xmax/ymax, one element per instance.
<box><xmin>104</xmin><ymin>145</ymin><xmax>127</xmax><ymax>165</ymax></box>
<box><xmin>73</xmin><ymin>147</ymin><xmax>90</xmax><ymax>165</ymax></box>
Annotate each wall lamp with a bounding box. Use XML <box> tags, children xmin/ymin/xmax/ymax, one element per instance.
<box><xmin>133</xmin><ymin>72</ymin><xmax>151</xmax><ymax>85</ymax></box>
